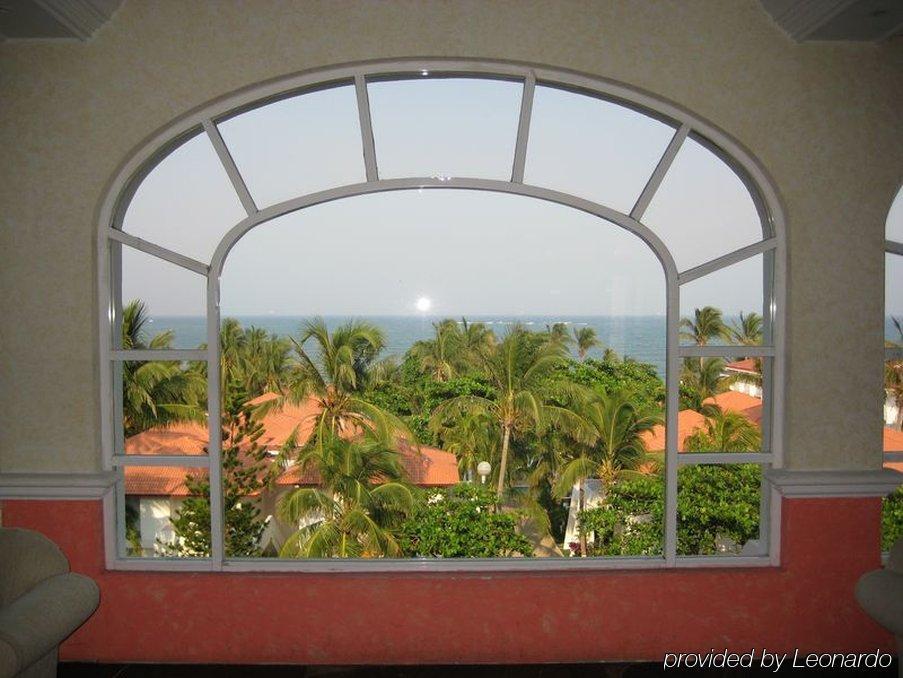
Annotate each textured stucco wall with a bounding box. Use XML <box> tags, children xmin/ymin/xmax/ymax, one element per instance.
<box><xmin>0</xmin><ymin>0</ymin><xmax>901</xmax><ymax>473</ymax></box>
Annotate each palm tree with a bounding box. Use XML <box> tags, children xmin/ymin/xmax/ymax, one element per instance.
<box><xmin>680</xmin><ymin>306</ymin><xmax>727</xmax><ymax>346</ymax></box>
<box><xmin>285</xmin><ymin>318</ymin><xmax>409</xmax><ymax>451</ymax></box>
<box><xmin>554</xmin><ymin>388</ymin><xmax>659</xmax><ymax>496</ymax></box>
<box><xmin>120</xmin><ymin>300</ymin><xmax>205</xmax><ymax>436</ymax></box>
<box><xmin>277</xmin><ymin>433</ymin><xmax>414</xmax><ymax>557</ymax></box>
<box><xmin>410</xmin><ymin>319</ymin><xmax>461</xmax><ymax>382</ymax></box>
<box><xmin>430</xmin><ymin>326</ymin><xmax>594</xmax><ymax>497</ymax></box>
<box><xmin>684</xmin><ymin>410</ymin><xmax>762</xmax><ymax>452</ymax></box>
<box><xmin>459</xmin><ymin>318</ymin><xmax>496</xmax><ymax>363</ymax></box>
<box><xmin>438</xmin><ymin>410</ymin><xmax>499</xmax><ymax>482</ymax></box>
<box><xmin>681</xmin><ymin>357</ymin><xmax>732</xmax><ymax>412</ymax></box>
<box><xmin>885</xmin><ymin>317</ymin><xmax>903</xmax><ymax>429</ymax></box>
<box><xmin>680</xmin><ymin>306</ymin><xmax>728</xmax><ymax>371</ymax></box>
<box><xmin>553</xmin><ymin>387</ymin><xmax>659</xmax><ymax>556</ymax></box>
<box><xmin>546</xmin><ymin>322</ymin><xmax>573</xmax><ymax>349</ymax></box>
<box><xmin>573</xmin><ymin>326</ymin><xmax>601</xmax><ymax>360</ymax></box>
<box><xmin>728</xmin><ymin>312</ymin><xmax>763</xmax><ymax>346</ymax></box>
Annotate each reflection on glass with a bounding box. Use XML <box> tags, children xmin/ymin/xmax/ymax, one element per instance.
<box><xmin>679</xmin><ymin>254</ymin><xmax>765</xmax><ymax>347</ymax></box>
<box><xmin>677</xmin><ymin>464</ymin><xmax>762</xmax><ymax>556</ymax></box>
<box><xmin>885</xmin><ymin>359</ymin><xmax>903</xmax><ymax>452</ymax></box>
<box><xmin>120</xmin><ymin>246</ymin><xmax>206</xmax><ymax>349</ymax></box>
<box><xmin>886</xmin><ymin>186</ymin><xmax>903</xmax><ymax>243</ymax></box>
<box><xmin>643</xmin><ymin>136</ymin><xmax>763</xmax><ymax>271</ymax></box>
<box><xmin>218</xmin><ymin>85</ymin><xmax>366</xmax><ymax>208</ymax></box>
<box><xmin>124</xmin><ymin>466</ymin><xmax>209</xmax><ymax>558</ymax></box>
<box><xmin>122</xmin><ymin>133</ymin><xmax>246</xmax><ymax>263</ymax></box>
<box><xmin>525</xmin><ymin>85</ymin><xmax>675</xmax><ymax>214</ymax></box>
<box><xmin>121</xmin><ymin>361</ymin><xmax>207</xmax><ymax>455</ymax></box>
<box><xmin>883</xmin><ymin>487</ymin><xmax>903</xmax><ymax>553</ymax></box>
<box><xmin>368</xmin><ymin>78</ymin><xmax>522</xmax><ymax>180</ymax></box>
<box><xmin>677</xmin><ymin>355</ymin><xmax>765</xmax><ymax>452</ymax></box>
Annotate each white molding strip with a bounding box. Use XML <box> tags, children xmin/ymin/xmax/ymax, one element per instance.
<box><xmin>765</xmin><ymin>468</ymin><xmax>902</xmax><ymax>498</ymax></box>
<box><xmin>0</xmin><ymin>472</ymin><xmax>115</xmax><ymax>499</ymax></box>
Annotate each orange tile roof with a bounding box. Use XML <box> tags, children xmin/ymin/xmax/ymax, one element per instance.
<box><xmin>724</xmin><ymin>358</ymin><xmax>759</xmax><ymax>375</ymax></box>
<box><xmin>275</xmin><ymin>438</ymin><xmax>459</xmax><ymax>488</ymax></box>
<box><xmin>884</xmin><ymin>427</ymin><xmax>903</xmax><ymax>454</ymax></box>
<box><xmin>704</xmin><ymin>391</ymin><xmax>763</xmax><ymax>425</ymax></box>
<box><xmin>640</xmin><ymin>409</ymin><xmax>708</xmax><ymax>453</ymax></box>
<box><xmin>124</xmin><ymin>466</ymin><xmax>205</xmax><ymax>497</ymax></box>
<box><xmin>124</xmin><ymin>393</ymin><xmax>459</xmax><ymax>494</ymax></box>
<box><xmin>640</xmin><ymin>391</ymin><xmax>765</xmax><ymax>453</ymax></box>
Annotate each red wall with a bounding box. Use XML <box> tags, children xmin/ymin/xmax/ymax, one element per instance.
<box><xmin>1</xmin><ymin>497</ymin><xmax>893</xmax><ymax>664</ymax></box>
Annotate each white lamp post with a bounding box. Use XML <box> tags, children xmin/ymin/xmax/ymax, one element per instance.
<box><xmin>477</xmin><ymin>461</ymin><xmax>491</xmax><ymax>485</ymax></box>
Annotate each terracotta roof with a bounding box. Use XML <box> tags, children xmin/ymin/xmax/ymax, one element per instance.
<box><xmin>640</xmin><ymin>409</ymin><xmax>708</xmax><ymax>453</ymax></box>
<box><xmin>724</xmin><ymin>358</ymin><xmax>759</xmax><ymax>375</ymax></box>
<box><xmin>124</xmin><ymin>393</ymin><xmax>459</xmax><ymax>494</ymax></box>
<box><xmin>885</xmin><ymin>427</ymin><xmax>903</xmax><ymax>454</ymax></box>
<box><xmin>124</xmin><ymin>466</ymin><xmax>205</xmax><ymax>497</ymax></box>
<box><xmin>275</xmin><ymin>438</ymin><xmax>459</xmax><ymax>488</ymax></box>
<box><xmin>640</xmin><ymin>391</ymin><xmax>765</xmax><ymax>453</ymax></box>
<box><xmin>704</xmin><ymin>391</ymin><xmax>763</xmax><ymax>425</ymax></box>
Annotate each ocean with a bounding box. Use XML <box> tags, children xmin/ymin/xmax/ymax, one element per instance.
<box><xmin>149</xmin><ymin>315</ymin><xmax>669</xmax><ymax>375</ymax></box>
<box><xmin>142</xmin><ymin>315</ymin><xmax>903</xmax><ymax>378</ymax></box>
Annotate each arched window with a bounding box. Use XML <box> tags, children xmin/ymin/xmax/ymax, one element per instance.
<box><xmin>99</xmin><ymin>60</ymin><xmax>785</xmax><ymax>570</ymax></box>
<box><xmin>883</xmin><ymin>186</ymin><xmax>903</xmax><ymax>552</ymax></box>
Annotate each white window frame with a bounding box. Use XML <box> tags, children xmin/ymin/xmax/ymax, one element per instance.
<box><xmin>97</xmin><ymin>58</ymin><xmax>786</xmax><ymax>572</ymax></box>
<box><xmin>885</xmin><ymin>207</ymin><xmax>903</xmax><ymax>466</ymax></box>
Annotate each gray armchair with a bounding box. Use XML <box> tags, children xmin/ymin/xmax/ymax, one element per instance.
<box><xmin>0</xmin><ymin>528</ymin><xmax>99</xmax><ymax>678</ymax></box>
<box><xmin>856</xmin><ymin>539</ymin><xmax>903</xmax><ymax>677</ymax></box>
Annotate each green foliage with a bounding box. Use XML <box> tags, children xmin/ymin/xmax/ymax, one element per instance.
<box><xmin>400</xmin><ymin>484</ymin><xmax>533</xmax><ymax>558</ymax></box>
<box><xmin>577</xmin><ymin>465</ymin><xmax>761</xmax><ymax>557</ymax></box>
<box><xmin>278</xmin><ymin>433</ymin><xmax>414</xmax><ymax>558</ymax></box>
<box><xmin>121</xmin><ymin>300</ymin><xmax>206</xmax><ymax>436</ymax></box>
<box><xmin>677</xmin><ymin>464</ymin><xmax>761</xmax><ymax>555</ymax></box>
<box><xmin>684</xmin><ymin>410</ymin><xmax>762</xmax><ymax>453</ymax></box>
<box><xmin>553</xmin><ymin>357</ymin><xmax>664</xmax><ymax>413</ymax></box>
<box><xmin>577</xmin><ymin>476</ymin><xmax>663</xmax><ymax>556</ymax></box>
<box><xmin>165</xmin><ymin>386</ymin><xmax>270</xmax><ymax>558</ymax></box>
<box><xmin>882</xmin><ymin>486</ymin><xmax>903</xmax><ymax>552</ymax></box>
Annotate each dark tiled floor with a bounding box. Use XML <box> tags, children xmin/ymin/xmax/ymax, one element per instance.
<box><xmin>59</xmin><ymin>662</ymin><xmax>899</xmax><ymax>677</ymax></box>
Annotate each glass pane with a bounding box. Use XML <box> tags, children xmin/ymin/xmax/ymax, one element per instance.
<box><xmin>885</xmin><ymin>360</ymin><xmax>903</xmax><ymax>452</ymax></box>
<box><xmin>887</xmin><ymin>253</ymin><xmax>903</xmax><ymax>326</ymax></box>
<box><xmin>643</xmin><ymin>136</ymin><xmax>764</xmax><ymax>272</ymax></box>
<box><xmin>680</xmin><ymin>254</ymin><xmax>765</xmax><ymax>347</ymax></box>
<box><xmin>124</xmin><ymin>466</ymin><xmax>209</xmax><ymax>558</ymax></box>
<box><xmin>677</xmin><ymin>464</ymin><xmax>762</xmax><ymax>556</ymax></box>
<box><xmin>217</xmin><ymin>85</ymin><xmax>366</xmax><ymax>208</ymax></box>
<box><xmin>882</xmin><ymin>486</ymin><xmax>903</xmax><ymax>553</ymax></box>
<box><xmin>121</xmin><ymin>132</ymin><xmax>246</xmax><ymax>263</ymax></box>
<box><xmin>216</xmin><ymin>189</ymin><xmax>669</xmax><ymax>558</ymax></box>
<box><xmin>119</xmin><ymin>245</ymin><xmax>206</xmax><ymax>349</ymax></box>
<box><xmin>368</xmin><ymin>77</ymin><xmax>522</xmax><ymax>180</ymax></box>
<box><xmin>887</xmin><ymin>186</ymin><xmax>903</xmax><ymax>243</ymax></box>
<box><xmin>678</xmin><ymin>355</ymin><xmax>765</xmax><ymax>452</ymax></box>
<box><xmin>121</xmin><ymin>361</ymin><xmax>207</xmax><ymax>454</ymax></box>
<box><xmin>524</xmin><ymin>85</ymin><xmax>675</xmax><ymax>214</ymax></box>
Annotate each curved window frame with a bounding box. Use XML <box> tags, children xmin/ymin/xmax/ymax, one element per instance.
<box><xmin>885</xmin><ymin>192</ymin><xmax>903</xmax><ymax>468</ymax></box>
<box><xmin>97</xmin><ymin>58</ymin><xmax>786</xmax><ymax>572</ymax></box>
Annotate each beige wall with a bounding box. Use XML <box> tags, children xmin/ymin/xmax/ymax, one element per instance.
<box><xmin>0</xmin><ymin>0</ymin><xmax>901</xmax><ymax>474</ymax></box>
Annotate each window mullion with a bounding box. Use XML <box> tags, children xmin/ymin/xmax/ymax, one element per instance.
<box><xmin>206</xmin><ymin>271</ymin><xmax>225</xmax><ymax>569</ymax></box>
<box><xmin>354</xmin><ymin>74</ymin><xmax>379</xmax><ymax>182</ymax></box>
<box><xmin>510</xmin><ymin>72</ymin><xmax>536</xmax><ymax>184</ymax></box>
<box><xmin>664</xmin><ymin>271</ymin><xmax>680</xmax><ymax>565</ymax></box>
<box><xmin>630</xmin><ymin>123</ymin><xmax>689</xmax><ymax>221</ymax></box>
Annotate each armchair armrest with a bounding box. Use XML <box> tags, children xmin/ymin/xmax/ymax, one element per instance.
<box><xmin>0</xmin><ymin>573</ymin><xmax>99</xmax><ymax>676</ymax></box>
<box><xmin>855</xmin><ymin>569</ymin><xmax>903</xmax><ymax>637</ymax></box>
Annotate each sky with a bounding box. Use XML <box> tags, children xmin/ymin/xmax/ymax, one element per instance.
<box><xmin>122</xmin><ymin>77</ymin><xmax>791</xmax><ymax>318</ymax></box>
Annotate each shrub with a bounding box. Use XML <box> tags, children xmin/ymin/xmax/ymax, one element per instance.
<box><xmin>400</xmin><ymin>484</ymin><xmax>533</xmax><ymax>558</ymax></box>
